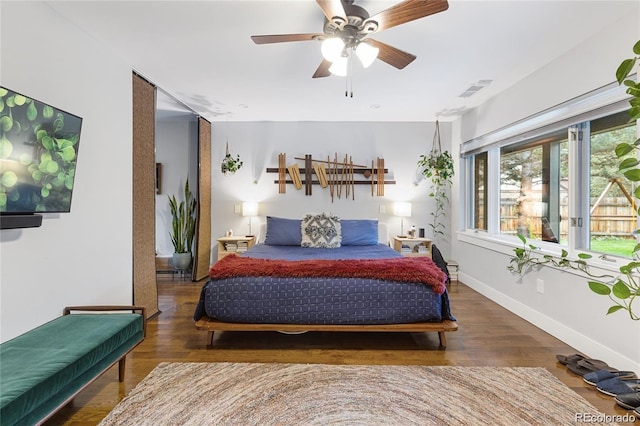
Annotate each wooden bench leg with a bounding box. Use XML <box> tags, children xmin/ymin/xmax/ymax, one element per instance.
<box><xmin>118</xmin><ymin>357</ymin><xmax>126</xmax><ymax>382</ymax></box>
<box><xmin>438</xmin><ymin>332</ymin><xmax>447</xmax><ymax>348</ymax></box>
<box><xmin>207</xmin><ymin>331</ymin><xmax>215</xmax><ymax>346</ymax></box>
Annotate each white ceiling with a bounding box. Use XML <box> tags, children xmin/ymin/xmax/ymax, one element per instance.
<box><xmin>48</xmin><ymin>0</ymin><xmax>637</xmax><ymax>122</ymax></box>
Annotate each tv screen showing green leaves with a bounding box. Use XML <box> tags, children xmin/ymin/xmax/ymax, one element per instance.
<box><xmin>0</xmin><ymin>87</ymin><xmax>82</xmax><ymax>213</ymax></box>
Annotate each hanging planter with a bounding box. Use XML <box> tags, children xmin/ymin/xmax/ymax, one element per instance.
<box><xmin>221</xmin><ymin>141</ymin><xmax>243</xmax><ymax>175</ymax></box>
<box><xmin>417</xmin><ymin>120</ymin><xmax>454</xmax><ymax>238</ymax></box>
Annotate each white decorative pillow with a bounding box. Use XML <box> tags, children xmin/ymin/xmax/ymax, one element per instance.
<box><xmin>301</xmin><ymin>213</ymin><xmax>341</xmax><ymax>248</ymax></box>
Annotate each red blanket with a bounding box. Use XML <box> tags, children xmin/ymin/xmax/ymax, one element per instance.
<box><xmin>209</xmin><ymin>254</ymin><xmax>447</xmax><ymax>295</ymax></box>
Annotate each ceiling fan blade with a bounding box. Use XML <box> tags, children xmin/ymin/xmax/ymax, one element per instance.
<box><xmin>366</xmin><ymin>0</ymin><xmax>449</xmax><ymax>32</ymax></box>
<box><xmin>251</xmin><ymin>33</ymin><xmax>323</xmax><ymax>45</ymax></box>
<box><xmin>316</xmin><ymin>0</ymin><xmax>347</xmax><ymax>23</ymax></box>
<box><xmin>367</xmin><ymin>39</ymin><xmax>416</xmax><ymax>69</ymax></box>
<box><xmin>312</xmin><ymin>59</ymin><xmax>332</xmax><ymax>78</ymax></box>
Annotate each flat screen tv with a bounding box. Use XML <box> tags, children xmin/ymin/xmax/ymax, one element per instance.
<box><xmin>0</xmin><ymin>86</ymin><xmax>82</xmax><ymax>217</ymax></box>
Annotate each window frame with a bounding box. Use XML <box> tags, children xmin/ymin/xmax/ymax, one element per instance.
<box><xmin>460</xmin><ymin>80</ymin><xmax>638</xmax><ymax>272</ymax></box>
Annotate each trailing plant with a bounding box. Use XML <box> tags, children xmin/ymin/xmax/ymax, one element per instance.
<box><xmin>417</xmin><ymin>120</ymin><xmax>454</xmax><ymax>238</ymax></box>
<box><xmin>507</xmin><ymin>40</ymin><xmax>640</xmax><ymax>320</ymax></box>
<box><xmin>509</xmin><ymin>234</ymin><xmax>639</xmax><ymax>320</ymax></box>
<box><xmin>508</xmin><ymin>234</ymin><xmax>594</xmax><ymax>276</ymax></box>
<box><xmin>168</xmin><ymin>178</ymin><xmax>197</xmax><ymax>254</ymax></box>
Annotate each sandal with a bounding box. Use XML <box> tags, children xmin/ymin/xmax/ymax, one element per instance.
<box><xmin>615</xmin><ymin>390</ymin><xmax>640</xmax><ymax>410</ymax></box>
<box><xmin>567</xmin><ymin>358</ymin><xmax>612</xmax><ymax>376</ymax></box>
<box><xmin>584</xmin><ymin>370</ymin><xmax>637</xmax><ymax>386</ymax></box>
<box><xmin>556</xmin><ymin>353</ymin><xmax>587</xmax><ymax>365</ymax></box>
<box><xmin>597</xmin><ymin>378</ymin><xmax>640</xmax><ymax>397</ymax></box>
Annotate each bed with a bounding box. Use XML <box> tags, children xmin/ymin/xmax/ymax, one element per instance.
<box><xmin>194</xmin><ymin>215</ymin><xmax>457</xmax><ymax>347</ymax></box>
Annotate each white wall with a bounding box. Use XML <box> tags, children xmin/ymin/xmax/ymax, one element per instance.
<box><xmin>456</xmin><ymin>13</ymin><xmax>640</xmax><ymax>372</ymax></box>
<box><xmin>209</xmin><ymin>121</ymin><xmax>453</xmax><ymax>256</ymax></box>
<box><xmin>0</xmin><ymin>2</ymin><xmax>133</xmax><ymax>342</ymax></box>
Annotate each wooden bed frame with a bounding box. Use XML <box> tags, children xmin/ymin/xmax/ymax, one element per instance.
<box><xmin>195</xmin><ymin>316</ymin><xmax>458</xmax><ymax>348</ymax></box>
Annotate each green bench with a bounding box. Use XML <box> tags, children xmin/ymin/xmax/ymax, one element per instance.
<box><xmin>0</xmin><ymin>306</ymin><xmax>146</xmax><ymax>426</ymax></box>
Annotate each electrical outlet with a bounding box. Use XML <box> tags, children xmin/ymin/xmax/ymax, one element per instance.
<box><xmin>536</xmin><ymin>279</ymin><xmax>545</xmax><ymax>294</ymax></box>
<box><xmin>234</xmin><ymin>204</ymin><xmax>241</xmax><ymax>214</ymax></box>
<box><xmin>379</xmin><ymin>205</ymin><xmax>386</xmax><ymax>214</ymax></box>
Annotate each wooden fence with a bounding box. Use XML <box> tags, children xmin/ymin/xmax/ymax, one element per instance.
<box><xmin>501</xmin><ymin>196</ymin><xmax>637</xmax><ymax>239</ymax></box>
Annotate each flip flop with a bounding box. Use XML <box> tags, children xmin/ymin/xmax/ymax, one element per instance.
<box><xmin>615</xmin><ymin>391</ymin><xmax>640</xmax><ymax>410</ymax></box>
<box><xmin>634</xmin><ymin>406</ymin><xmax>640</xmax><ymax>420</ymax></box>
<box><xmin>567</xmin><ymin>358</ymin><xmax>612</xmax><ymax>376</ymax></box>
<box><xmin>583</xmin><ymin>369</ymin><xmax>637</xmax><ymax>386</ymax></box>
<box><xmin>597</xmin><ymin>378</ymin><xmax>640</xmax><ymax>397</ymax></box>
<box><xmin>556</xmin><ymin>353</ymin><xmax>587</xmax><ymax>365</ymax></box>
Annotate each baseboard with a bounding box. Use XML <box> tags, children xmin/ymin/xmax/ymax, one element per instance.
<box><xmin>459</xmin><ymin>272</ymin><xmax>640</xmax><ymax>373</ymax></box>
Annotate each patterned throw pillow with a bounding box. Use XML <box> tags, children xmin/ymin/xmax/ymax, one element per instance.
<box><xmin>301</xmin><ymin>213</ymin><xmax>341</xmax><ymax>248</ymax></box>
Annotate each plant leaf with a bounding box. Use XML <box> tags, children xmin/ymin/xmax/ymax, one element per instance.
<box><xmin>615</xmin><ymin>143</ymin><xmax>634</xmax><ymax>157</ymax></box>
<box><xmin>612</xmin><ymin>280</ymin><xmax>632</xmax><ymax>299</ymax></box>
<box><xmin>623</xmin><ymin>169</ymin><xmax>640</xmax><ymax>181</ymax></box>
<box><xmin>607</xmin><ymin>305</ymin><xmax>625</xmax><ymax>315</ymax></box>
<box><xmin>588</xmin><ymin>281</ymin><xmax>611</xmax><ymax>295</ymax></box>
<box><xmin>619</xmin><ymin>157</ymin><xmax>639</xmax><ymax>170</ymax></box>
<box><xmin>616</xmin><ymin>58</ymin><xmax>636</xmax><ymax>84</ymax></box>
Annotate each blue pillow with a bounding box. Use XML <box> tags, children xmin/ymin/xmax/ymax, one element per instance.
<box><xmin>264</xmin><ymin>216</ymin><xmax>302</xmax><ymax>245</ymax></box>
<box><xmin>341</xmin><ymin>219</ymin><xmax>379</xmax><ymax>246</ymax></box>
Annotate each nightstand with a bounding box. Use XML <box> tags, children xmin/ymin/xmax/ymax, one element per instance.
<box><xmin>217</xmin><ymin>236</ymin><xmax>256</xmax><ymax>260</ymax></box>
<box><xmin>393</xmin><ymin>236</ymin><xmax>432</xmax><ymax>257</ymax></box>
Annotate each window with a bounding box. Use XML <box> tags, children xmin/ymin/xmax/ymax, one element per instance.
<box><xmin>499</xmin><ymin>131</ymin><xmax>568</xmax><ymax>243</ymax></box>
<box><xmin>464</xmin><ymin>89</ymin><xmax>638</xmax><ymax>259</ymax></box>
<box><xmin>587</xmin><ymin>111</ymin><xmax>638</xmax><ymax>257</ymax></box>
<box><xmin>473</xmin><ymin>152</ymin><xmax>488</xmax><ymax>231</ymax></box>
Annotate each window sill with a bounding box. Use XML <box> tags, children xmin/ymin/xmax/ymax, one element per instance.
<box><xmin>456</xmin><ymin>229</ymin><xmax>627</xmax><ymax>278</ymax></box>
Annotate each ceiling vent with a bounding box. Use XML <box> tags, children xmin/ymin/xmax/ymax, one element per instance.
<box><xmin>459</xmin><ymin>80</ymin><xmax>493</xmax><ymax>98</ymax></box>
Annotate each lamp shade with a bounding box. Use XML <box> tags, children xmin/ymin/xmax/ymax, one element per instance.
<box><xmin>329</xmin><ymin>56</ymin><xmax>348</xmax><ymax>77</ymax></box>
<box><xmin>242</xmin><ymin>201</ymin><xmax>258</xmax><ymax>217</ymax></box>
<box><xmin>321</xmin><ymin>37</ymin><xmax>345</xmax><ymax>62</ymax></box>
<box><xmin>356</xmin><ymin>41</ymin><xmax>379</xmax><ymax>68</ymax></box>
<box><xmin>393</xmin><ymin>202</ymin><xmax>412</xmax><ymax>218</ymax></box>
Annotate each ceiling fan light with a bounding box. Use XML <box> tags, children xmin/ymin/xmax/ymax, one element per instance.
<box><xmin>321</xmin><ymin>37</ymin><xmax>345</xmax><ymax>62</ymax></box>
<box><xmin>329</xmin><ymin>57</ymin><xmax>348</xmax><ymax>77</ymax></box>
<box><xmin>356</xmin><ymin>42</ymin><xmax>379</xmax><ymax>68</ymax></box>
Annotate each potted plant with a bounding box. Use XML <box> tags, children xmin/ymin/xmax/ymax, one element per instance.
<box><xmin>417</xmin><ymin>120</ymin><xmax>455</xmax><ymax>239</ymax></box>
<box><xmin>221</xmin><ymin>142</ymin><xmax>243</xmax><ymax>175</ymax></box>
<box><xmin>168</xmin><ymin>178</ymin><xmax>197</xmax><ymax>270</ymax></box>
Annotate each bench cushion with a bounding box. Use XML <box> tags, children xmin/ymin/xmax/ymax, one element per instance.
<box><xmin>0</xmin><ymin>313</ymin><xmax>144</xmax><ymax>426</ymax></box>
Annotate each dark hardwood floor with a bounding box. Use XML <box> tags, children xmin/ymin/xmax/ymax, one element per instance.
<box><xmin>45</xmin><ymin>278</ymin><xmax>637</xmax><ymax>425</ymax></box>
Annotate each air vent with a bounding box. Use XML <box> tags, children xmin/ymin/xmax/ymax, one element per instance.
<box><xmin>459</xmin><ymin>80</ymin><xmax>493</xmax><ymax>98</ymax></box>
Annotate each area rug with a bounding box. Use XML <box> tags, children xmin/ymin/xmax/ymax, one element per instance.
<box><xmin>99</xmin><ymin>363</ymin><xmax>616</xmax><ymax>426</ymax></box>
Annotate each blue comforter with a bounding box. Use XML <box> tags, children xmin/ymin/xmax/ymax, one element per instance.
<box><xmin>194</xmin><ymin>244</ymin><xmax>454</xmax><ymax>324</ymax></box>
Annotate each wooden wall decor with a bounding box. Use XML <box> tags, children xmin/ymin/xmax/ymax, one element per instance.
<box><xmin>266</xmin><ymin>153</ymin><xmax>394</xmax><ymax>201</ymax></box>
<box><xmin>132</xmin><ymin>72</ymin><xmax>159</xmax><ymax>319</ymax></box>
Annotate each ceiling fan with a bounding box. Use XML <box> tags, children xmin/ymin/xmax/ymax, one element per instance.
<box><xmin>250</xmin><ymin>0</ymin><xmax>449</xmax><ymax>78</ymax></box>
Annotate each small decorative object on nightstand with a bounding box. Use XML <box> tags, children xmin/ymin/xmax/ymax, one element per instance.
<box><xmin>393</xmin><ymin>236</ymin><xmax>432</xmax><ymax>257</ymax></box>
<box><xmin>217</xmin><ymin>236</ymin><xmax>255</xmax><ymax>260</ymax></box>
